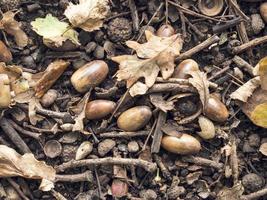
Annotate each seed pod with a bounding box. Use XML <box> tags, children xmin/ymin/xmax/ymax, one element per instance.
<box><xmin>43</xmin><ymin>140</ymin><xmax>62</xmax><ymax>158</ymax></box>
<box><xmin>260</xmin><ymin>2</ymin><xmax>267</xmax><ymax>23</ymax></box>
<box><xmin>156</xmin><ymin>24</ymin><xmax>175</xmax><ymax>37</ymax></box>
<box><xmin>0</xmin><ymin>40</ymin><xmax>12</xmax><ymax>63</ymax></box>
<box><xmin>85</xmin><ymin>100</ymin><xmax>116</xmax><ymax>120</ymax></box>
<box><xmin>198</xmin><ymin>0</ymin><xmax>224</xmax><ymax>17</ymax></box>
<box><xmin>172</xmin><ymin>59</ymin><xmax>199</xmax><ymax>79</ymax></box>
<box><xmin>117</xmin><ymin>106</ymin><xmax>152</xmax><ymax>131</ymax></box>
<box><xmin>71</xmin><ymin>60</ymin><xmax>109</xmax><ymax>93</ymax></box>
<box><xmin>40</xmin><ymin>89</ymin><xmax>58</xmax><ymax>108</ymax></box>
<box><xmin>204</xmin><ymin>94</ymin><xmax>229</xmax><ymax>122</ymax></box>
<box><xmin>75</xmin><ymin>141</ymin><xmax>93</xmax><ymax>160</ymax></box>
<box><xmin>198</xmin><ymin>116</ymin><xmax>215</xmax><ymax>139</ymax></box>
<box><xmin>111</xmin><ymin>179</ymin><xmax>128</xmax><ymax>198</ymax></box>
<box><xmin>0</xmin><ymin>74</ymin><xmax>11</xmax><ymax>108</ymax></box>
<box><xmin>161</xmin><ymin>132</ymin><xmax>201</xmax><ymax>154</ymax></box>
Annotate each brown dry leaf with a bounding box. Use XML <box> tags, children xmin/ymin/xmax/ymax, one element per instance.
<box><xmin>242</xmin><ymin>88</ymin><xmax>267</xmax><ymax>128</ymax></box>
<box><xmin>150</xmin><ymin>93</ymin><xmax>174</xmax><ymax>112</ymax></box>
<box><xmin>259</xmin><ymin>143</ymin><xmax>267</xmax><ymax>156</ymax></box>
<box><xmin>64</xmin><ymin>0</ymin><xmax>110</xmax><ymax>32</ymax></box>
<box><xmin>34</xmin><ymin>60</ymin><xmax>69</xmax><ymax>98</ymax></box>
<box><xmin>186</xmin><ymin>171</ymin><xmax>202</xmax><ymax>185</ymax></box>
<box><xmin>0</xmin><ymin>62</ymin><xmax>22</xmax><ymax>82</ymax></box>
<box><xmin>0</xmin><ymin>145</ymin><xmax>56</xmax><ymax>191</ymax></box>
<box><xmin>216</xmin><ymin>182</ymin><xmax>244</xmax><ymax>200</ymax></box>
<box><xmin>188</xmin><ymin>71</ymin><xmax>209</xmax><ymax>109</ymax></box>
<box><xmin>0</xmin><ymin>11</ymin><xmax>28</xmax><ymax>47</ymax></box>
<box><xmin>13</xmin><ymin>89</ymin><xmax>35</xmax><ymax>103</ymax></box>
<box><xmin>72</xmin><ymin>91</ymin><xmax>91</xmax><ymax>133</ymax></box>
<box><xmin>258</xmin><ymin>56</ymin><xmax>267</xmax><ymax>90</ymax></box>
<box><xmin>230</xmin><ymin>76</ymin><xmax>260</xmax><ymax>102</ymax></box>
<box><xmin>28</xmin><ymin>97</ymin><xmax>44</xmax><ymax>125</ymax></box>
<box><xmin>129</xmin><ymin>81</ymin><xmax>149</xmax><ymax>97</ymax></box>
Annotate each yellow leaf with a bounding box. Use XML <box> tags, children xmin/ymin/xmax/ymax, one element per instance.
<box><xmin>259</xmin><ymin>56</ymin><xmax>267</xmax><ymax>90</ymax></box>
<box><xmin>250</xmin><ymin>103</ymin><xmax>267</xmax><ymax>128</ymax></box>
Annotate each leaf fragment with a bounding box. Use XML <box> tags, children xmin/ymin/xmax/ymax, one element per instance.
<box><xmin>129</xmin><ymin>81</ymin><xmax>149</xmax><ymax>97</ymax></box>
<box><xmin>0</xmin><ymin>145</ymin><xmax>56</xmax><ymax>191</ymax></box>
<box><xmin>0</xmin><ymin>11</ymin><xmax>28</xmax><ymax>47</ymax></box>
<box><xmin>150</xmin><ymin>93</ymin><xmax>174</xmax><ymax>112</ymax></box>
<box><xmin>188</xmin><ymin>71</ymin><xmax>209</xmax><ymax>109</ymax></box>
<box><xmin>64</xmin><ymin>0</ymin><xmax>110</xmax><ymax>32</ymax></box>
<box><xmin>258</xmin><ymin>56</ymin><xmax>267</xmax><ymax>90</ymax></box>
<box><xmin>259</xmin><ymin>143</ymin><xmax>267</xmax><ymax>156</ymax></box>
<box><xmin>31</xmin><ymin>14</ymin><xmax>80</xmax><ymax>47</ymax></box>
<box><xmin>230</xmin><ymin>76</ymin><xmax>260</xmax><ymax>102</ymax></box>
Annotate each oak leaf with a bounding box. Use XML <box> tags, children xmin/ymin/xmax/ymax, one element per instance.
<box><xmin>0</xmin><ymin>145</ymin><xmax>56</xmax><ymax>191</ymax></box>
<box><xmin>64</xmin><ymin>0</ymin><xmax>110</xmax><ymax>32</ymax></box>
<box><xmin>0</xmin><ymin>11</ymin><xmax>28</xmax><ymax>47</ymax></box>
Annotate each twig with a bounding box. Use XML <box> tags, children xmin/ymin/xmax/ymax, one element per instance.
<box><xmin>175</xmin><ymin>35</ymin><xmax>220</xmax><ymax>61</ymax></box>
<box><xmin>208</xmin><ymin>66</ymin><xmax>230</xmax><ymax>81</ymax></box>
<box><xmin>148</xmin><ymin>83</ymin><xmax>196</xmax><ymax>93</ymax></box>
<box><xmin>105</xmin><ymin>6</ymin><xmax>146</xmax><ymax>21</ymax></box>
<box><xmin>212</xmin><ymin>17</ymin><xmax>243</xmax><ymax>33</ymax></box>
<box><xmin>56</xmin><ymin>157</ymin><xmax>157</xmax><ymax>173</ymax></box>
<box><xmin>7</xmin><ymin>178</ymin><xmax>29</xmax><ymax>200</ymax></box>
<box><xmin>228</xmin><ymin>0</ymin><xmax>250</xmax><ymax>21</ymax></box>
<box><xmin>230</xmin><ymin>136</ymin><xmax>239</xmax><ymax>184</ymax></box>
<box><xmin>183</xmin><ymin>15</ymin><xmax>205</xmax><ymax>39</ymax></box>
<box><xmin>99</xmin><ymin>131</ymin><xmax>149</xmax><ymax>138</ymax></box>
<box><xmin>181</xmin><ymin>156</ymin><xmax>224</xmax><ymax>170</ymax></box>
<box><xmin>142</xmin><ymin>120</ymin><xmax>157</xmax><ymax>151</ymax></box>
<box><xmin>51</xmin><ymin>189</ymin><xmax>67</xmax><ymax>200</ymax></box>
<box><xmin>0</xmin><ymin>118</ymin><xmax>31</xmax><ymax>154</ymax></box>
<box><xmin>232</xmin><ymin>35</ymin><xmax>267</xmax><ymax>54</ymax></box>
<box><xmin>241</xmin><ymin>188</ymin><xmax>267</xmax><ymax>200</ymax></box>
<box><xmin>232</xmin><ymin>55</ymin><xmax>254</xmax><ymax>76</ymax></box>
<box><xmin>151</xmin><ymin>111</ymin><xmax>166</xmax><ymax>153</ymax></box>
<box><xmin>128</xmin><ymin>0</ymin><xmax>139</xmax><ymax>32</ymax></box>
<box><xmin>153</xmin><ymin>154</ymin><xmax>171</xmax><ymax>180</ymax></box>
<box><xmin>55</xmin><ymin>171</ymin><xmax>93</xmax><ymax>183</ymax></box>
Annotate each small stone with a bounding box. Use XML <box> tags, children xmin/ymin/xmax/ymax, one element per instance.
<box><xmin>94</xmin><ymin>30</ymin><xmax>105</xmax><ymax>43</ymax></box>
<box><xmin>167</xmin><ymin>186</ymin><xmax>185</xmax><ymax>200</ymax></box>
<box><xmin>139</xmin><ymin>189</ymin><xmax>157</xmax><ymax>200</ymax></box>
<box><xmin>85</xmin><ymin>42</ymin><xmax>97</xmax><ymax>54</ymax></box>
<box><xmin>62</xmin><ymin>144</ymin><xmax>78</xmax><ymax>162</ymax></box>
<box><xmin>118</xmin><ymin>144</ymin><xmax>127</xmax><ymax>152</ymax></box>
<box><xmin>246</xmin><ymin>14</ymin><xmax>265</xmax><ymax>36</ymax></box>
<box><xmin>26</xmin><ymin>3</ymin><xmax>41</xmax><ymax>12</ymax></box>
<box><xmin>242</xmin><ymin>173</ymin><xmax>264</xmax><ymax>192</ymax></box>
<box><xmin>248</xmin><ymin>134</ymin><xmax>261</xmax><ymax>148</ymax></box>
<box><xmin>98</xmin><ymin>139</ymin><xmax>116</xmax><ymax>157</ymax></box>
<box><xmin>107</xmin><ymin>18</ymin><xmax>133</xmax><ymax>42</ymax></box>
<box><xmin>127</xmin><ymin>141</ymin><xmax>139</xmax><ymax>153</ymax></box>
<box><xmin>93</xmin><ymin>45</ymin><xmax>105</xmax><ymax>59</ymax></box>
<box><xmin>243</xmin><ymin>140</ymin><xmax>256</xmax><ymax>153</ymax></box>
<box><xmin>21</xmin><ymin>56</ymin><xmax>36</xmax><ymax>69</ymax></box>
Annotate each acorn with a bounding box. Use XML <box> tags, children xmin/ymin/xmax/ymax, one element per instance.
<box><xmin>204</xmin><ymin>94</ymin><xmax>229</xmax><ymax>122</ymax></box>
<box><xmin>40</xmin><ymin>89</ymin><xmax>58</xmax><ymax>108</ymax></box>
<box><xmin>71</xmin><ymin>60</ymin><xmax>109</xmax><ymax>93</ymax></box>
<box><xmin>0</xmin><ymin>74</ymin><xmax>11</xmax><ymax>108</ymax></box>
<box><xmin>161</xmin><ymin>132</ymin><xmax>201</xmax><ymax>155</ymax></box>
<box><xmin>0</xmin><ymin>40</ymin><xmax>12</xmax><ymax>63</ymax></box>
<box><xmin>198</xmin><ymin>0</ymin><xmax>224</xmax><ymax>17</ymax></box>
<box><xmin>156</xmin><ymin>24</ymin><xmax>175</xmax><ymax>37</ymax></box>
<box><xmin>260</xmin><ymin>2</ymin><xmax>267</xmax><ymax>23</ymax></box>
<box><xmin>85</xmin><ymin>100</ymin><xmax>116</xmax><ymax>120</ymax></box>
<box><xmin>172</xmin><ymin>59</ymin><xmax>199</xmax><ymax>79</ymax></box>
<box><xmin>117</xmin><ymin>106</ymin><xmax>152</xmax><ymax>131</ymax></box>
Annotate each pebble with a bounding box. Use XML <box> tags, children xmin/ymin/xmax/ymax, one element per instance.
<box><xmin>127</xmin><ymin>141</ymin><xmax>139</xmax><ymax>153</ymax></box>
<box><xmin>242</xmin><ymin>173</ymin><xmax>264</xmax><ymax>192</ymax></box>
<box><xmin>98</xmin><ymin>139</ymin><xmax>116</xmax><ymax>157</ymax></box>
<box><xmin>93</xmin><ymin>45</ymin><xmax>105</xmax><ymax>59</ymax></box>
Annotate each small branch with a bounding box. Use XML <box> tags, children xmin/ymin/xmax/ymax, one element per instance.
<box><xmin>182</xmin><ymin>156</ymin><xmax>224</xmax><ymax>170</ymax></box>
<box><xmin>99</xmin><ymin>131</ymin><xmax>149</xmax><ymax>138</ymax></box>
<box><xmin>232</xmin><ymin>35</ymin><xmax>267</xmax><ymax>54</ymax></box>
<box><xmin>56</xmin><ymin>157</ymin><xmax>157</xmax><ymax>173</ymax></box>
<box><xmin>128</xmin><ymin>0</ymin><xmax>139</xmax><ymax>32</ymax></box>
<box><xmin>151</xmin><ymin>111</ymin><xmax>166</xmax><ymax>153</ymax></box>
<box><xmin>241</xmin><ymin>188</ymin><xmax>267</xmax><ymax>200</ymax></box>
<box><xmin>232</xmin><ymin>55</ymin><xmax>254</xmax><ymax>76</ymax></box>
<box><xmin>148</xmin><ymin>83</ymin><xmax>196</xmax><ymax>93</ymax></box>
<box><xmin>175</xmin><ymin>35</ymin><xmax>220</xmax><ymax>61</ymax></box>
<box><xmin>153</xmin><ymin>154</ymin><xmax>171</xmax><ymax>181</ymax></box>
<box><xmin>212</xmin><ymin>17</ymin><xmax>242</xmax><ymax>33</ymax></box>
<box><xmin>0</xmin><ymin>118</ymin><xmax>31</xmax><ymax>154</ymax></box>
<box><xmin>55</xmin><ymin>171</ymin><xmax>93</xmax><ymax>183</ymax></box>
<box><xmin>7</xmin><ymin>178</ymin><xmax>30</xmax><ymax>200</ymax></box>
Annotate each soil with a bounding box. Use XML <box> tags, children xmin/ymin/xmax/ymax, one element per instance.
<box><xmin>0</xmin><ymin>0</ymin><xmax>267</xmax><ymax>200</ymax></box>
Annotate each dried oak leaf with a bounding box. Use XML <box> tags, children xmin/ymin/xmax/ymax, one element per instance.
<box><xmin>150</xmin><ymin>93</ymin><xmax>174</xmax><ymax>112</ymax></box>
<box><xmin>34</xmin><ymin>60</ymin><xmax>70</xmax><ymax>98</ymax></box>
<box><xmin>129</xmin><ymin>81</ymin><xmax>149</xmax><ymax>97</ymax></box>
<box><xmin>242</xmin><ymin>88</ymin><xmax>267</xmax><ymax>128</ymax></box>
<box><xmin>31</xmin><ymin>14</ymin><xmax>80</xmax><ymax>47</ymax></box>
<box><xmin>230</xmin><ymin>76</ymin><xmax>260</xmax><ymax>102</ymax></box>
<box><xmin>0</xmin><ymin>11</ymin><xmax>28</xmax><ymax>47</ymax></box>
<box><xmin>64</xmin><ymin>0</ymin><xmax>110</xmax><ymax>32</ymax></box>
<box><xmin>188</xmin><ymin>70</ymin><xmax>209</xmax><ymax>109</ymax></box>
<box><xmin>0</xmin><ymin>145</ymin><xmax>56</xmax><ymax>191</ymax></box>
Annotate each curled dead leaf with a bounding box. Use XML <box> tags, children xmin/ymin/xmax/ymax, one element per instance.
<box><xmin>0</xmin><ymin>11</ymin><xmax>28</xmax><ymax>47</ymax></box>
<box><xmin>34</xmin><ymin>60</ymin><xmax>69</xmax><ymax>98</ymax></box>
<box><xmin>0</xmin><ymin>145</ymin><xmax>56</xmax><ymax>191</ymax></box>
<box><xmin>64</xmin><ymin>0</ymin><xmax>110</xmax><ymax>32</ymax></box>
<box><xmin>150</xmin><ymin>93</ymin><xmax>174</xmax><ymax>112</ymax></box>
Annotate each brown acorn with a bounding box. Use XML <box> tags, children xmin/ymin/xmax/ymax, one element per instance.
<box><xmin>71</xmin><ymin>60</ymin><xmax>109</xmax><ymax>93</ymax></box>
<box><xmin>85</xmin><ymin>100</ymin><xmax>116</xmax><ymax>120</ymax></box>
<box><xmin>161</xmin><ymin>132</ymin><xmax>201</xmax><ymax>155</ymax></box>
<box><xmin>0</xmin><ymin>74</ymin><xmax>11</xmax><ymax>108</ymax></box>
<box><xmin>0</xmin><ymin>41</ymin><xmax>12</xmax><ymax>63</ymax></box>
<box><xmin>172</xmin><ymin>59</ymin><xmax>199</xmax><ymax>79</ymax></box>
<box><xmin>260</xmin><ymin>2</ymin><xmax>267</xmax><ymax>23</ymax></box>
<box><xmin>156</xmin><ymin>24</ymin><xmax>175</xmax><ymax>37</ymax></box>
<box><xmin>117</xmin><ymin>106</ymin><xmax>152</xmax><ymax>131</ymax></box>
<box><xmin>204</xmin><ymin>94</ymin><xmax>229</xmax><ymax>122</ymax></box>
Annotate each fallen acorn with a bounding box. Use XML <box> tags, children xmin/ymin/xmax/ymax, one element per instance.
<box><xmin>172</xmin><ymin>59</ymin><xmax>199</xmax><ymax>79</ymax></box>
<box><xmin>117</xmin><ymin>106</ymin><xmax>152</xmax><ymax>131</ymax></box>
<box><xmin>156</xmin><ymin>24</ymin><xmax>175</xmax><ymax>37</ymax></box>
<box><xmin>198</xmin><ymin>116</ymin><xmax>215</xmax><ymax>139</ymax></box>
<box><xmin>85</xmin><ymin>99</ymin><xmax>116</xmax><ymax>120</ymax></box>
<box><xmin>204</xmin><ymin>94</ymin><xmax>229</xmax><ymax>122</ymax></box>
<box><xmin>198</xmin><ymin>0</ymin><xmax>224</xmax><ymax>16</ymax></box>
<box><xmin>0</xmin><ymin>40</ymin><xmax>12</xmax><ymax>63</ymax></box>
<box><xmin>260</xmin><ymin>2</ymin><xmax>267</xmax><ymax>23</ymax></box>
<box><xmin>71</xmin><ymin>60</ymin><xmax>109</xmax><ymax>93</ymax></box>
<box><xmin>0</xmin><ymin>74</ymin><xmax>11</xmax><ymax>108</ymax></box>
<box><xmin>161</xmin><ymin>131</ymin><xmax>201</xmax><ymax>155</ymax></box>
<box><xmin>40</xmin><ymin>89</ymin><xmax>58</xmax><ymax>108</ymax></box>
